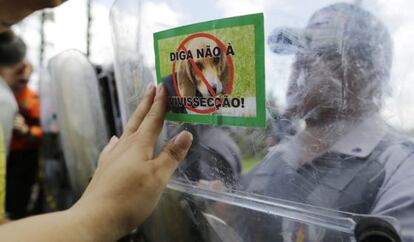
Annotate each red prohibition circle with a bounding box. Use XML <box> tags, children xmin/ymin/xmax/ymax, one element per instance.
<box><xmin>172</xmin><ymin>32</ymin><xmax>235</xmax><ymax>114</ymax></box>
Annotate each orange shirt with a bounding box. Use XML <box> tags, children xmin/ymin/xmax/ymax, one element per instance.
<box><xmin>10</xmin><ymin>86</ymin><xmax>42</xmax><ymax>151</ymax></box>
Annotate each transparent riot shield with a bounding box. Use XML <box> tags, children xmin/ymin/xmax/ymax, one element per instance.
<box><xmin>39</xmin><ymin>69</ymin><xmax>73</xmax><ymax>209</ymax></box>
<box><xmin>47</xmin><ymin>50</ymin><xmax>109</xmax><ymax>198</ymax></box>
<box><xmin>39</xmin><ymin>70</ymin><xmax>58</xmax><ymax>135</ymax></box>
<box><xmin>111</xmin><ymin>1</ymin><xmax>414</xmax><ymax>241</ymax></box>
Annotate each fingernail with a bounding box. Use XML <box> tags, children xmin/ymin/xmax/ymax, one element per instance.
<box><xmin>146</xmin><ymin>82</ymin><xmax>155</xmax><ymax>92</ymax></box>
<box><xmin>109</xmin><ymin>136</ymin><xmax>119</xmax><ymax>144</ymax></box>
<box><xmin>173</xmin><ymin>131</ymin><xmax>193</xmax><ymax>150</ymax></box>
<box><xmin>156</xmin><ymin>84</ymin><xmax>164</xmax><ymax>95</ymax></box>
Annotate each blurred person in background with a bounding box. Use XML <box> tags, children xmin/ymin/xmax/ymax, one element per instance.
<box><xmin>0</xmin><ymin>31</ymin><xmax>42</xmax><ymax>220</ymax></box>
<box><xmin>0</xmin><ymin>0</ymin><xmax>65</xmax><ymax>223</ymax></box>
<box><xmin>0</xmin><ymin>29</ymin><xmax>25</xmax><ymax>223</ymax></box>
<box><xmin>0</xmin><ymin>0</ymin><xmax>63</xmax><ymax>154</ymax></box>
<box><xmin>0</xmin><ymin>30</ymin><xmax>23</xmax><ymax>159</ymax></box>
<box><xmin>6</xmin><ymin>59</ymin><xmax>43</xmax><ymax>219</ymax></box>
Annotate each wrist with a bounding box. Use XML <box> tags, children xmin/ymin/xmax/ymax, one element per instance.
<box><xmin>68</xmin><ymin>200</ymin><xmax>130</xmax><ymax>241</ymax></box>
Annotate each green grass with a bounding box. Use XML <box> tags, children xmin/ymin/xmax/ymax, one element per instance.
<box><xmin>157</xmin><ymin>25</ymin><xmax>256</xmax><ymax>97</ymax></box>
<box><xmin>242</xmin><ymin>156</ymin><xmax>261</xmax><ymax>173</ymax></box>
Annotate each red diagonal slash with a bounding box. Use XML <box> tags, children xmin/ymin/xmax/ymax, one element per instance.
<box><xmin>172</xmin><ymin>32</ymin><xmax>234</xmax><ymax>114</ymax></box>
<box><xmin>185</xmin><ymin>50</ymin><xmax>218</xmax><ymax>97</ymax></box>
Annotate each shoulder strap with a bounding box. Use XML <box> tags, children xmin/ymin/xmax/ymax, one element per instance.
<box><xmin>306</xmin><ymin>146</ymin><xmax>385</xmax><ymax>213</ymax></box>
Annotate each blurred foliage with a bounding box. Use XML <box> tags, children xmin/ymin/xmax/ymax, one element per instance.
<box><xmin>232</xmin><ymin>93</ymin><xmax>282</xmax><ymax>172</ymax></box>
<box><xmin>231</xmin><ymin>124</ymin><xmax>274</xmax><ymax>173</ymax></box>
<box><xmin>243</xmin><ymin>156</ymin><xmax>261</xmax><ymax>172</ymax></box>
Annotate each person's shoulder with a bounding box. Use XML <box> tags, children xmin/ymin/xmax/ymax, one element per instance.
<box><xmin>381</xmin><ymin>131</ymin><xmax>414</xmax><ymax>154</ymax></box>
<box><xmin>24</xmin><ymin>86</ymin><xmax>39</xmax><ymax>98</ymax></box>
<box><xmin>0</xmin><ymin>80</ymin><xmax>17</xmax><ymax>108</ymax></box>
<box><xmin>16</xmin><ymin>87</ymin><xmax>40</xmax><ymax>110</ymax></box>
<box><xmin>376</xmin><ymin>130</ymin><xmax>414</xmax><ymax>172</ymax></box>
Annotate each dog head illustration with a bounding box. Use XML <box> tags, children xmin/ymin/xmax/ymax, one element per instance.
<box><xmin>177</xmin><ymin>37</ymin><xmax>229</xmax><ymax>97</ymax></box>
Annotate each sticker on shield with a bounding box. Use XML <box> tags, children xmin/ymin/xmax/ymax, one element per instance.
<box><xmin>154</xmin><ymin>13</ymin><xmax>265</xmax><ymax>127</ymax></box>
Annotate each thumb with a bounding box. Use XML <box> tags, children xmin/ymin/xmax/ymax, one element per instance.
<box><xmin>152</xmin><ymin>131</ymin><xmax>193</xmax><ymax>182</ymax></box>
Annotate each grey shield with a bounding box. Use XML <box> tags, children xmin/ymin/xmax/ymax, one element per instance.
<box><xmin>48</xmin><ymin>50</ymin><xmax>109</xmax><ymax>197</ymax></box>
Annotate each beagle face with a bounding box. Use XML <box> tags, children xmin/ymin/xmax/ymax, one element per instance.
<box><xmin>177</xmin><ymin>37</ymin><xmax>229</xmax><ymax>97</ymax></box>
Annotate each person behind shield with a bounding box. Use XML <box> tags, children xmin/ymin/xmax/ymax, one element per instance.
<box><xmin>230</xmin><ymin>3</ymin><xmax>414</xmax><ymax>242</ymax></box>
<box><xmin>0</xmin><ymin>30</ymin><xmax>24</xmax><ymax>159</ymax></box>
<box><xmin>6</xmin><ymin>60</ymin><xmax>44</xmax><ymax>220</ymax></box>
<box><xmin>0</xmin><ymin>29</ymin><xmax>24</xmax><ymax>223</ymax></box>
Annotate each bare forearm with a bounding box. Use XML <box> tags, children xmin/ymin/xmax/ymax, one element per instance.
<box><xmin>0</xmin><ymin>208</ymin><xmax>118</xmax><ymax>242</ymax></box>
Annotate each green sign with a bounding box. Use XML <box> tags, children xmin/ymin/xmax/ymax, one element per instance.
<box><xmin>154</xmin><ymin>13</ymin><xmax>265</xmax><ymax>127</ymax></box>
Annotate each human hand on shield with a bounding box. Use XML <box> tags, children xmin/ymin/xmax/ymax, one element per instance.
<box><xmin>71</xmin><ymin>84</ymin><xmax>193</xmax><ymax>240</ymax></box>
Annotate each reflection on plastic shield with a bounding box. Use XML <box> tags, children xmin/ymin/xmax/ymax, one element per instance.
<box><xmin>110</xmin><ymin>0</ymin><xmax>155</xmax><ymax>125</ymax></box>
<box><xmin>48</xmin><ymin>50</ymin><xmax>109</xmax><ymax>196</ymax></box>
<box><xmin>111</xmin><ymin>0</ymin><xmax>414</xmax><ymax>241</ymax></box>
<box><xmin>39</xmin><ymin>70</ymin><xmax>59</xmax><ymax>133</ymax></box>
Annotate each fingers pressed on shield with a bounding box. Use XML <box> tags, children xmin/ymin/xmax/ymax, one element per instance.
<box><xmin>122</xmin><ymin>83</ymin><xmax>156</xmax><ymax>138</ymax></box>
<box><xmin>152</xmin><ymin>131</ymin><xmax>193</xmax><ymax>184</ymax></box>
<box><xmin>98</xmin><ymin>136</ymin><xmax>120</xmax><ymax>167</ymax></box>
<box><xmin>102</xmin><ymin>136</ymin><xmax>119</xmax><ymax>154</ymax></box>
<box><xmin>135</xmin><ymin>85</ymin><xmax>168</xmax><ymax>148</ymax></box>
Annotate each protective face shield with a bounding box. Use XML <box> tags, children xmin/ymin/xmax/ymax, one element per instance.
<box><xmin>47</xmin><ymin>50</ymin><xmax>109</xmax><ymax>197</ymax></box>
<box><xmin>271</xmin><ymin>4</ymin><xmax>392</xmax><ymax>126</ymax></box>
<box><xmin>111</xmin><ymin>1</ymin><xmax>414</xmax><ymax>242</ymax></box>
